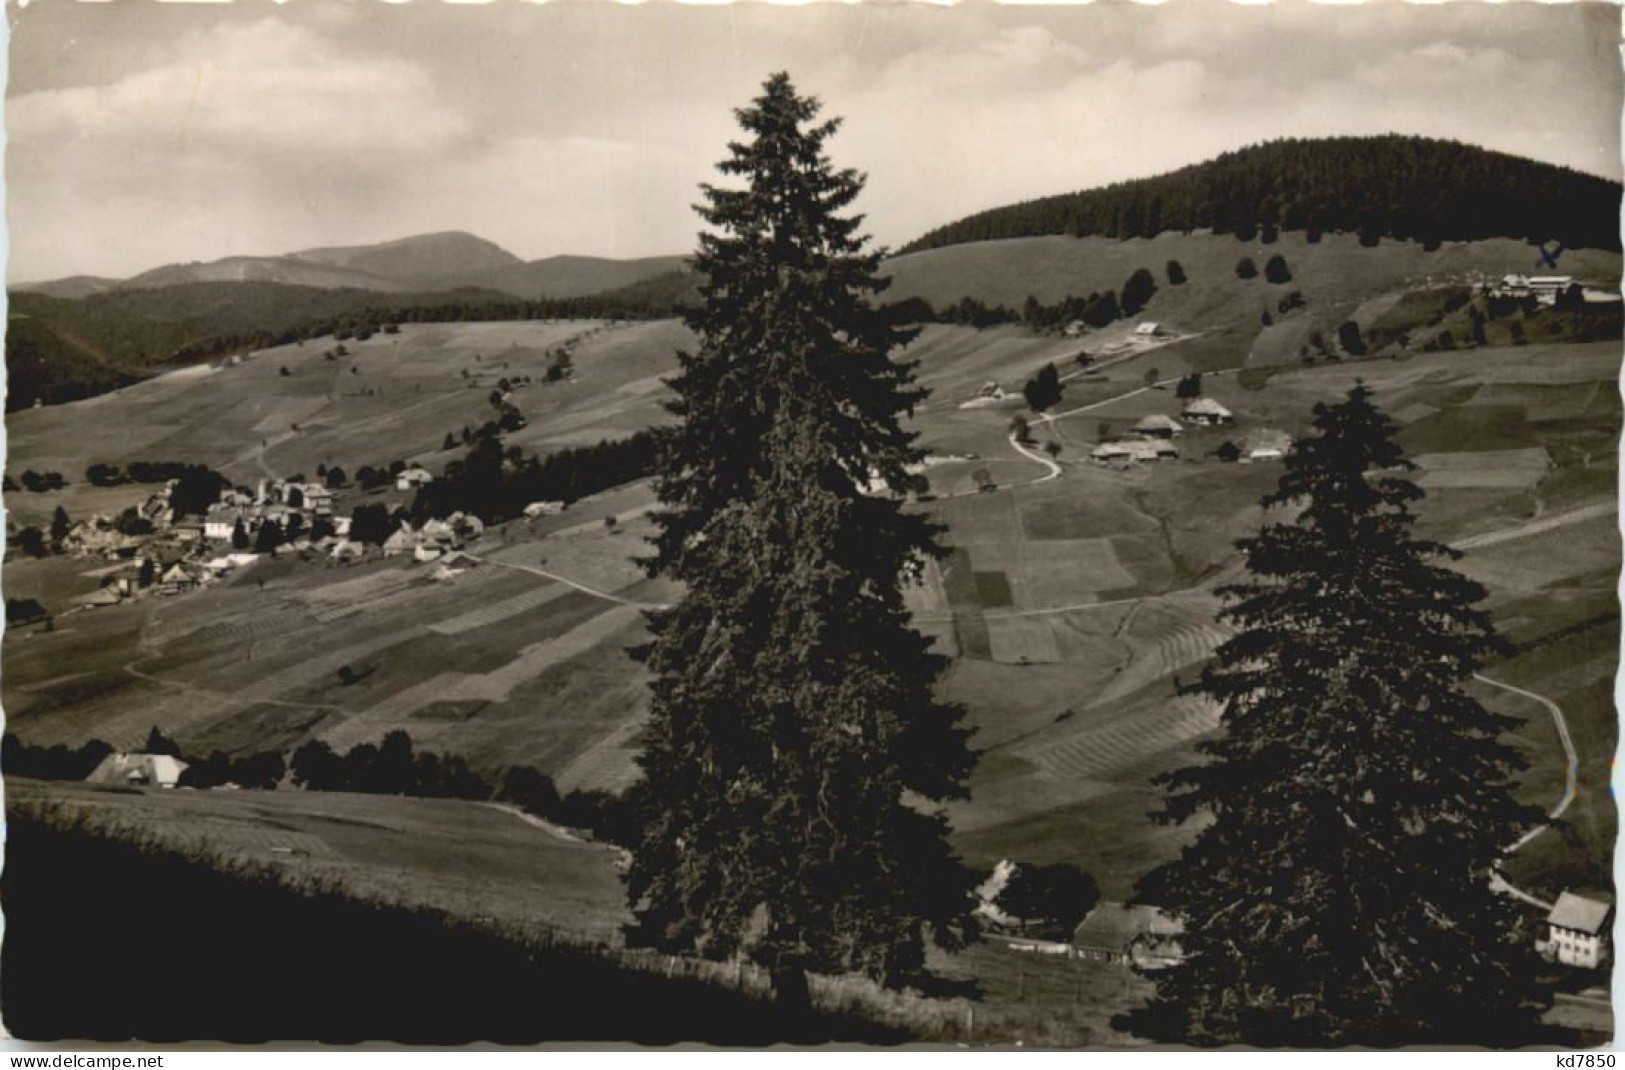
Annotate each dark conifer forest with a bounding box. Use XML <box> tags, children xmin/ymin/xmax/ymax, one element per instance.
<box><xmin>901</xmin><ymin>136</ymin><xmax>1622</xmax><ymax>254</ymax></box>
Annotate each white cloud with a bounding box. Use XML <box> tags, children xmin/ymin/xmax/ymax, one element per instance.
<box><xmin>9</xmin><ymin>19</ymin><xmax>464</xmax><ymax>160</ymax></box>
<box><xmin>5</xmin><ymin>4</ymin><xmax>1619</xmax><ymax>281</ymax></box>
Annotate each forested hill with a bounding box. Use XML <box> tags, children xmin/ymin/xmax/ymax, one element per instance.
<box><xmin>901</xmin><ymin>136</ymin><xmax>1623</xmax><ymax>254</ymax></box>
<box><xmin>5</xmin><ymin>272</ymin><xmax>698</xmax><ymax>410</ymax></box>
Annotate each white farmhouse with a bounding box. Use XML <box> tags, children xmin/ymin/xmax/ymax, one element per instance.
<box><xmin>203</xmin><ymin>506</ymin><xmax>245</xmax><ymax>542</ymax></box>
<box><xmin>1182</xmin><ymin>398</ymin><xmax>1233</xmax><ymax>427</ymax></box>
<box><xmin>87</xmin><ymin>752</ymin><xmax>188</xmax><ymax>789</ymax></box>
<box><xmin>1540</xmin><ymin>892</ymin><xmax>1612</xmax><ymax>969</ymax></box>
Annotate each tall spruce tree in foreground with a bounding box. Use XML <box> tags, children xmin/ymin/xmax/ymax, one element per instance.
<box><xmin>625</xmin><ymin>73</ymin><xmax>977</xmax><ymax>998</ymax></box>
<box><xmin>1122</xmin><ymin>385</ymin><xmax>1552</xmax><ymax>1047</ymax></box>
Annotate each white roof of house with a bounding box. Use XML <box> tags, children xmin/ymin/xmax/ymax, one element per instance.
<box><xmin>1092</xmin><ymin>443</ymin><xmax>1132</xmax><ymax>458</ymax></box>
<box><xmin>1246</xmin><ymin>429</ymin><xmax>1293</xmax><ymax>452</ymax></box>
<box><xmin>1135</xmin><ymin>322</ymin><xmax>1161</xmax><ymax>334</ymax></box>
<box><xmin>1549</xmin><ymin>892</ymin><xmax>1612</xmax><ymax>934</ymax></box>
<box><xmin>1134</xmin><ymin>414</ymin><xmax>1184</xmax><ymax>433</ymax></box>
<box><xmin>87</xmin><ymin>752</ymin><xmax>188</xmax><ymax>788</ymax></box>
<box><xmin>1183</xmin><ymin>398</ymin><xmax>1232</xmax><ymax>418</ymax></box>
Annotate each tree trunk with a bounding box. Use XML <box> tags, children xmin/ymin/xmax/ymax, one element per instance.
<box><xmin>770</xmin><ymin>966</ymin><xmax>815</xmax><ymax>1043</ymax></box>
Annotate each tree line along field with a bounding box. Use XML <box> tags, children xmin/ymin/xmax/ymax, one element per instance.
<box><xmin>3</xmin><ymin>237</ymin><xmax>1618</xmax><ymax>998</ymax></box>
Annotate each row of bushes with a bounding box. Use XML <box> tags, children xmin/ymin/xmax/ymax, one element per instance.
<box><xmin>408</xmin><ymin>430</ymin><xmax>660</xmax><ymax>524</ymax></box>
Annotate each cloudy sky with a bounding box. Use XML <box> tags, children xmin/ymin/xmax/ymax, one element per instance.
<box><xmin>7</xmin><ymin>1</ymin><xmax>1621</xmax><ymax>283</ymax></box>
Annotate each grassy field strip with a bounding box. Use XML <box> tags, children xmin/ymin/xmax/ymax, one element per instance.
<box><xmin>300</xmin><ymin>566</ymin><xmax>425</xmax><ymax>605</ymax></box>
<box><xmin>122</xmin><ymin>657</ymin><xmax>335</xmax><ymax>716</ymax></box>
<box><xmin>427</xmin><ymin>581</ymin><xmax>572</xmax><ymax>635</ymax></box>
<box><xmin>145</xmin><ymin>604</ymin><xmax>317</xmax><ymax>652</ymax></box>
<box><xmin>913</xmin><ymin>586</ymin><xmax>1212</xmax><ymax>626</ymax></box>
<box><xmin>236</xmin><ymin>628</ymin><xmax>428</xmax><ymax>703</ymax></box>
<box><xmin>320</xmin><ymin>673</ymin><xmax>479</xmax><ymax>750</ymax></box>
<box><xmin>311</xmin><ymin>584</ymin><xmax>441</xmax><ymax>623</ymax></box>
<box><xmin>1456</xmin><ymin>501</ymin><xmax>1615</xmax><ymax>550</ymax></box>
<box><xmin>1094</xmin><ymin>619</ymin><xmax>1232</xmax><ymax>706</ymax></box>
<box><xmin>475</xmin><ymin>603</ymin><xmax>644</xmax><ymax>699</ymax></box>
<box><xmin>1024</xmin><ymin>696</ymin><xmax>1220</xmax><ymax>780</ymax></box>
<box><xmin>305</xmin><ymin>566</ymin><xmax>515</xmax><ymax>623</ymax></box>
<box><xmin>544</xmin><ymin>501</ymin><xmax>658</xmax><ymax>540</ymax></box>
<box><xmin>321</xmin><ymin>603</ymin><xmax>645</xmax><ymax>749</ymax></box>
<box><xmin>472</xmin><ymin>550</ymin><xmax>666</xmax><ymax>609</ymax></box>
<box><xmin>555</xmin><ymin>716</ymin><xmax>649</xmax><ymax>794</ymax></box>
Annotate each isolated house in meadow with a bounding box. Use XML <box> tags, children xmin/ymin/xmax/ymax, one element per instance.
<box><xmin>1133</xmin><ymin>414</ymin><xmax>1184</xmax><ymax>439</ymax></box>
<box><xmin>1182</xmin><ymin>398</ymin><xmax>1233</xmax><ymax>426</ymax></box>
<box><xmin>1091</xmin><ymin>443</ymin><xmax>1133</xmax><ymax>466</ymax></box>
<box><xmin>1243</xmin><ymin>429</ymin><xmax>1293</xmax><ymax>463</ymax></box>
<box><xmin>1134</xmin><ymin>322</ymin><xmax>1165</xmax><ymax>338</ymax></box>
<box><xmin>525</xmin><ymin>501</ymin><xmax>566</xmax><ymax>519</ymax></box>
<box><xmin>1539</xmin><ymin>892</ymin><xmax>1612</xmax><ymax>969</ymax></box>
<box><xmin>1072</xmin><ymin>902</ymin><xmax>1184</xmax><ymax>968</ymax></box>
<box><xmin>81</xmin><ymin>586</ymin><xmax>123</xmax><ymax>609</ymax></box>
<box><xmin>396</xmin><ymin>467</ymin><xmax>434</xmax><ymax>491</ymax></box>
<box><xmin>87</xmin><ymin>752</ymin><xmax>188</xmax><ymax>790</ymax></box>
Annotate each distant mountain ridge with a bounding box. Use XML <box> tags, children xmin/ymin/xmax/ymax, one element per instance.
<box><xmin>902</xmin><ymin>135</ymin><xmax>1623</xmax><ymax>254</ymax></box>
<box><xmin>15</xmin><ymin>231</ymin><xmax>687</xmax><ymax>302</ymax></box>
<box><xmin>291</xmin><ymin>231</ymin><xmax>523</xmax><ymax>289</ymax></box>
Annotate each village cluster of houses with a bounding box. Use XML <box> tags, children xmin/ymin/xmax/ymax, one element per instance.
<box><xmin>56</xmin><ymin>468</ymin><xmax>499</xmax><ymax>613</ymax></box>
<box><xmin>378</xmin><ymin>512</ymin><xmax>486</xmax><ymax>567</ymax></box>
<box><xmin>1088</xmin><ymin>397</ymin><xmax>1290</xmax><ymax>468</ymax></box>
<box><xmin>1481</xmin><ymin>273</ymin><xmax>1619</xmax><ymax>306</ymax></box>
<box><xmin>201</xmin><ymin>478</ymin><xmax>339</xmax><ymax>542</ymax></box>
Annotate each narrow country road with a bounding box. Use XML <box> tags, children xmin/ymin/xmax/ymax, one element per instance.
<box><xmin>467</xmin><ymin>552</ymin><xmax>668</xmax><ymax>611</ymax></box>
<box><xmin>479</xmin><ymin>801</ymin><xmax>588</xmax><ymax>844</ymax></box>
<box><xmin>1006</xmin><ymin>432</ymin><xmax>1062</xmax><ymax>483</ymax></box>
<box><xmin>1477</xmin><ymin>673</ymin><xmax>1580</xmax><ymax>849</ymax></box>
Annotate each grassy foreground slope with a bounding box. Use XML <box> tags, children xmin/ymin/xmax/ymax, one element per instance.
<box><xmin>5</xmin><ymin>778</ymin><xmax>1148</xmax><ymax>1045</ymax></box>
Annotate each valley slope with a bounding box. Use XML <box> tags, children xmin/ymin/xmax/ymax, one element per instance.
<box><xmin>6</xmin><ymin>230</ymin><xmax>1618</xmax><ymax>907</ymax></box>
